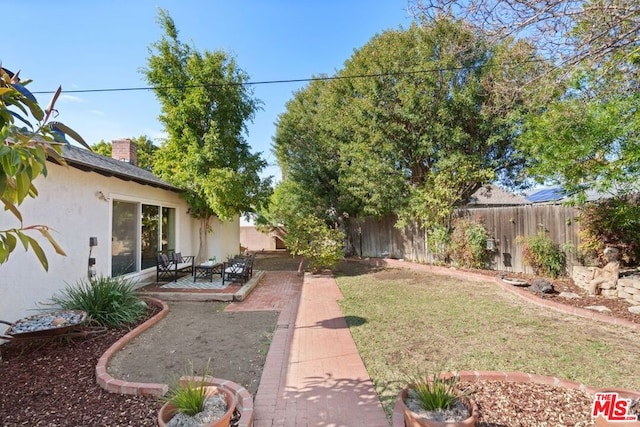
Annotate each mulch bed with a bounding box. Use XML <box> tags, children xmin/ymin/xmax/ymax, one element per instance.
<box><xmin>498</xmin><ymin>271</ymin><xmax>639</xmax><ymax>325</ymax></box>
<box><xmin>0</xmin><ymin>304</ymin><xmax>163</xmax><ymax>426</ymax></box>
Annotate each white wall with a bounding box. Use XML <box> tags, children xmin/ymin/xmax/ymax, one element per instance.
<box><xmin>0</xmin><ymin>162</ymin><xmax>239</xmax><ymax>324</ymax></box>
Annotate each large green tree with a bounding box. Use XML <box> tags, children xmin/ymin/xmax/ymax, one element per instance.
<box><xmin>273</xmin><ymin>18</ymin><xmax>548</xmax><ymax>229</ymax></box>
<box><xmin>410</xmin><ymin>0</ymin><xmax>640</xmax><ymax>197</ymax></box>
<box><xmin>142</xmin><ymin>9</ymin><xmax>271</xmax><ymax>260</ymax></box>
<box><xmin>518</xmin><ymin>87</ymin><xmax>640</xmax><ymax>197</ymax></box>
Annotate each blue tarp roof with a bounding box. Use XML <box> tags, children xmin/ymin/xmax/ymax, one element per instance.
<box><xmin>525</xmin><ymin>187</ymin><xmax>569</xmax><ymax>203</ymax></box>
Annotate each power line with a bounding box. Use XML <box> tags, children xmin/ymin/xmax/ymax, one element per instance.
<box><xmin>31</xmin><ymin>59</ymin><xmax>545</xmax><ymax>95</ymax></box>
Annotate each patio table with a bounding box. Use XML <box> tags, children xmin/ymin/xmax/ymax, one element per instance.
<box><xmin>193</xmin><ymin>261</ymin><xmax>223</xmax><ymax>282</ymax></box>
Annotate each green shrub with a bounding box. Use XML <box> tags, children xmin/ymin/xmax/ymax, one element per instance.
<box><xmin>285</xmin><ymin>214</ymin><xmax>344</xmax><ymax>273</ymax></box>
<box><xmin>578</xmin><ymin>197</ymin><xmax>640</xmax><ymax>266</ymax></box>
<box><xmin>517</xmin><ymin>229</ymin><xmax>565</xmax><ymax>278</ymax></box>
<box><xmin>426</xmin><ymin>224</ymin><xmax>450</xmax><ymax>264</ymax></box>
<box><xmin>52</xmin><ymin>276</ymin><xmax>147</xmax><ymax>327</ymax></box>
<box><xmin>449</xmin><ymin>218</ymin><xmax>493</xmax><ymax>269</ymax></box>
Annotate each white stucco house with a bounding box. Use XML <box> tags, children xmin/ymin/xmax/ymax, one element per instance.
<box><xmin>0</xmin><ymin>139</ymin><xmax>239</xmax><ymax>324</ymax></box>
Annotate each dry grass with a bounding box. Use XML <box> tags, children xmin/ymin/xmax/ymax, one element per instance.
<box><xmin>335</xmin><ymin>266</ymin><xmax>640</xmax><ymax>416</ymax></box>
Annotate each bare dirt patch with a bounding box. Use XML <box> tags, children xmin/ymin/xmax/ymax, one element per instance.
<box><xmin>107</xmin><ymin>301</ymin><xmax>278</xmax><ymax>396</ymax></box>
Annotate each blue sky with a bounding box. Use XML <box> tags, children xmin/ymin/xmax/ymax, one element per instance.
<box><xmin>3</xmin><ymin>0</ymin><xmax>413</xmax><ymax>180</ymax></box>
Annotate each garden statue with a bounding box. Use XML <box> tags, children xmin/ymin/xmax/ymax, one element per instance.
<box><xmin>588</xmin><ymin>247</ymin><xmax>620</xmax><ymax>296</ymax></box>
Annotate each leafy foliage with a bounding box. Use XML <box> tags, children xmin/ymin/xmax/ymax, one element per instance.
<box><xmin>90</xmin><ymin>140</ymin><xmax>112</xmax><ymax>157</ymax></box>
<box><xmin>142</xmin><ymin>8</ymin><xmax>271</xmax><ymax>225</ymax></box>
<box><xmin>577</xmin><ymin>197</ymin><xmax>640</xmax><ymax>266</ymax></box>
<box><xmin>449</xmin><ymin>218</ymin><xmax>493</xmax><ymax>269</ymax></box>
<box><xmin>51</xmin><ymin>276</ymin><xmax>147</xmax><ymax>327</ymax></box>
<box><xmin>273</xmin><ymin>18</ymin><xmax>546</xmax><ymax>230</ymax></box>
<box><xmin>1</xmin><ymin>67</ymin><xmax>89</xmax><ymax>269</ymax></box>
<box><xmin>284</xmin><ymin>214</ymin><xmax>345</xmax><ymax>273</ymax></box>
<box><xmin>426</xmin><ymin>224</ymin><xmax>451</xmax><ymax>264</ymax></box>
<box><xmin>258</xmin><ymin>179</ymin><xmax>345</xmax><ymax>273</ymax></box>
<box><xmin>518</xmin><ymin>89</ymin><xmax>640</xmax><ymax>198</ymax></box>
<box><xmin>517</xmin><ymin>228</ymin><xmax>565</xmax><ymax>278</ymax></box>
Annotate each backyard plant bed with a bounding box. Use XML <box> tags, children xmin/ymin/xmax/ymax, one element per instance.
<box><xmin>424</xmin><ymin>264</ymin><xmax>640</xmax><ymax>325</ymax></box>
<box><xmin>495</xmin><ymin>271</ymin><xmax>640</xmax><ymax>325</ymax></box>
<box><xmin>0</xmin><ymin>301</ymin><xmax>275</xmax><ymax>427</ymax></box>
<box><xmin>0</xmin><ymin>305</ymin><xmax>163</xmax><ymax>426</ymax></box>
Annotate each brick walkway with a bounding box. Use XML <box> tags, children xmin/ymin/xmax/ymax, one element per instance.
<box><xmin>226</xmin><ymin>271</ymin><xmax>389</xmax><ymax>427</ymax></box>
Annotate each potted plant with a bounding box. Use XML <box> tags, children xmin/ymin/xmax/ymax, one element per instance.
<box><xmin>397</xmin><ymin>372</ymin><xmax>479</xmax><ymax>427</ymax></box>
<box><xmin>158</xmin><ymin>361</ymin><xmax>236</xmax><ymax>427</ymax></box>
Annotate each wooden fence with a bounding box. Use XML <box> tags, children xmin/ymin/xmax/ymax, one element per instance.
<box><xmin>345</xmin><ymin>204</ymin><xmax>583</xmax><ymax>274</ymax></box>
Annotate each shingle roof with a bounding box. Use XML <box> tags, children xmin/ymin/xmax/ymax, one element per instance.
<box><xmin>59</xmin><ymin>145</ymin><xmax>181</xmax><ymax>192</ymax></box>
<box><xmin>467</xmin><ymin>184</ymin><xmax>528</xmax><ymax>206</ymax></box>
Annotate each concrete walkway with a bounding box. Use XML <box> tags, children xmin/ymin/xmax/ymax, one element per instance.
<box><xmin>226</xmin><ymin>271</ymin><xmax>389</xmax><ymax>427</ymax></box>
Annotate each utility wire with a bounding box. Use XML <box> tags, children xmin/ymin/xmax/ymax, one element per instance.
<box><xmin>31</xmin><ymin>59</ymin><xmax>545</xmax><ymax>95</ymax></box>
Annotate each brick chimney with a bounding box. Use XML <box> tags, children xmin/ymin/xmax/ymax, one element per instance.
<box><xmin>111</xmin><ymin>138</ymin><xmax>138</xmax><ymax>166</ymax></box>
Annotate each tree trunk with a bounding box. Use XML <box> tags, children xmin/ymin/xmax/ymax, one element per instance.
<box><xmin>196</xmin><ymin>216</ymin><xmax>211</xmax><ymax>264</ymax></box>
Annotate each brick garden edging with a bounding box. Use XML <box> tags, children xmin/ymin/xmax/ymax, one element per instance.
<box><xmin>95</xmin><ymin>297</ymin><xmax>170</xmax><ymax>396</ymax></box>
<box><xmin>95</xmin><ymin>296</ymin><xmax>255</xmax><ymax>427</ymax></box>
<box><xmin>391</xmin><ymin>370</ymin><xmax>640</xmax><ymax>427</ymax></box>
<box><xmin>382</xmin><ymin>258</ymin><xmax>639</xmax><ymax>331</ymax></box>
<box><xmin>494</xmin><ymin>274</ymin><xmax>639</xmax><ymax>331</ymax></box>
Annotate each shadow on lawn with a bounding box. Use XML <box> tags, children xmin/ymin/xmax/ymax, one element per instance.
<box><xmin>334</xmin><ymin>258</ymin><xmax>389</xmax><ymax>277</ymax></box>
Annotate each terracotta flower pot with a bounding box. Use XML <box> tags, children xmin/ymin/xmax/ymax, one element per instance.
<box><xmin>398</xmin><ymin>386</ymin><xmax>479</xmax><ymax>427</ymax></box>
<box><xmin>158</xmin><ymin>385</ymin><xmax>236</xmax><ymax>427</ymax></box>
<box><xmin>593</xmin><ymin>388</ymin><xmax>640</xmax><ymax>427</ymax></box>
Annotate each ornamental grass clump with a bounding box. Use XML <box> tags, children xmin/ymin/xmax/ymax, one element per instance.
<box><xmin>51</xmin><ymin>276</ymin><xmax>146</xmax><ymax>327</ymax></box>
<box><xmin>164</xmin><ymin>360</ymin><xmax>212</xmax><ymax>416</ymax></box>
<box><xmin>407</xmin><ymin>372</ymin><xmax>461</xmax><ymax>411</ymax></box>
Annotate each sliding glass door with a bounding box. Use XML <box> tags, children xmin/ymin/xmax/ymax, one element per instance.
<box><xmin>111</xmin><ymin>201</ymin><xmax>176</xmax><ymax>277</ymax></box>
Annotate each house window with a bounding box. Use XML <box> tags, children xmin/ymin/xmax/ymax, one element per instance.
<box><xmin>111</xmin><ymin>201</ymin><xmax>176</xmax><ymax>277</ymax></box>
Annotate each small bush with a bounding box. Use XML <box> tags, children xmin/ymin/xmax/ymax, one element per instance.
<box><xmin>578</xmin><ymin>197</ymin><xmax>640</xmax><ymax>266</ymax></box>
<box><xmin>426</xmin><ymin>224</ymin><xmax>450</xmax><ymax>264</ymax></box>
<box><xmin>517</xmin><ymin>229</ymin><xmax>565</xmax><ymax>278</ymax></box>
<box><xmin>285</xmin><ymin>214</ymin><xmax>344</xmax><ymax>273</ymax></box>
<box><xmin>52</xmin><ymin>276</ymin><xmax>147</xmax><ymax>327</ymax></box>
<box><xmin>449</xmin><ymin>218</ymin><xmax>493</xmax><ymax>269</ymax></box>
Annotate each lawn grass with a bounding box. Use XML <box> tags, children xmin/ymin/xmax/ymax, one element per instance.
<box><xmin>335</xmin><ymin>266</ymin><xmax>640</xmax><ymax>416</ymax></box>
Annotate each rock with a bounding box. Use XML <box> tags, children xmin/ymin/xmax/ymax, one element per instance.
<box><xmin>502</xmin><ymin>277</ymin><xmax>528</xmax><ymax>286</ymax></box>
<box><xmin>530</xmin><ymin>278</ymin><xmax>554</xmax><ymax>294</ymax></box>
<box><xmin>585</xmin><ymin>305</ymin><xmax>611</xmax><ymax>313</ymax></box>
<box><xmin>52</xmin><ymin>317</ymin><xmax>67</xmax><ymax>326</ymax></box>
<box><xmin>558</xmin><ymin>292</ymin><xmax>581</xmax><ymax>300</ymax></box>
<box><xmin>629</xmin><ymin>306</ymin><xmax>640</xmax><ymax>314</ymax></box>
